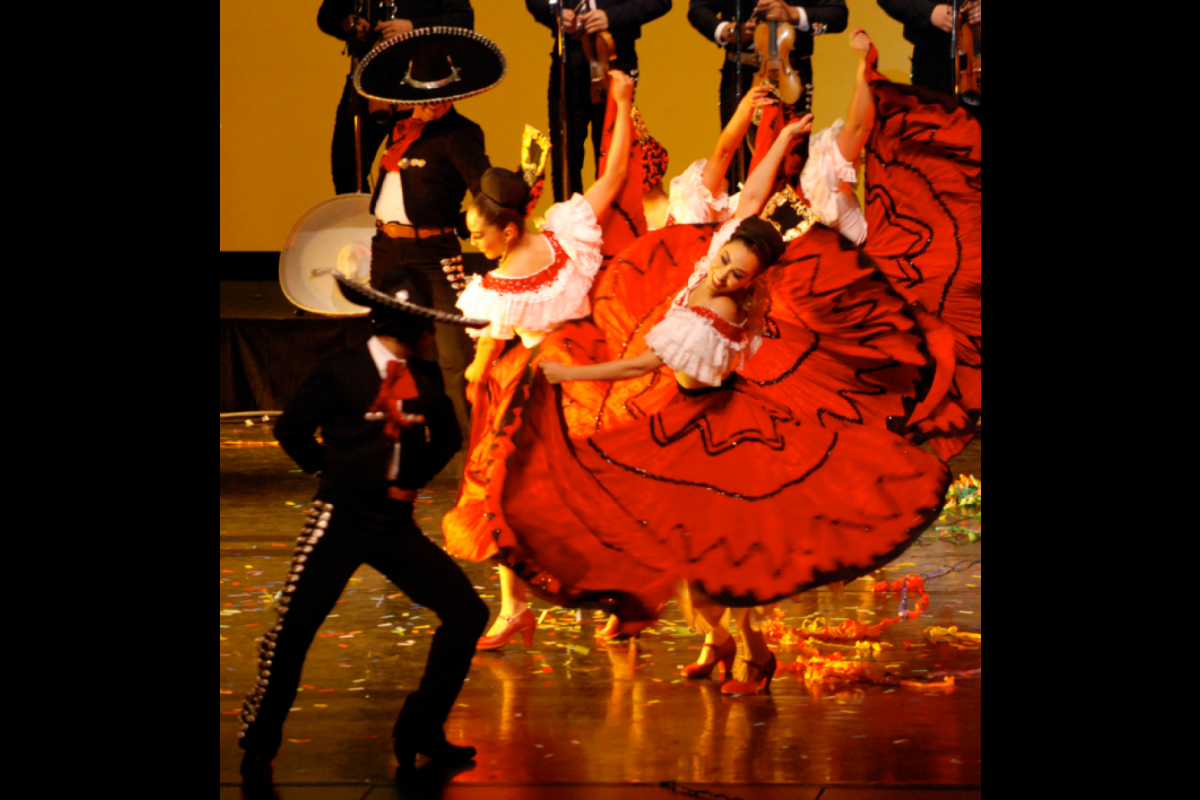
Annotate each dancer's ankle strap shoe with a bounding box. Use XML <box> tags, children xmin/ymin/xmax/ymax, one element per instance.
<box><xmin>683</xmin><ymin>637</ymin><xmax>737</xmax><ymax>680</ymax></box>
<box><xmin>477</xmin><ymin>609</ymin><xmax>536</xmax><ymax>651</ymax></box>
<box><xmin>720</xmin><ymin>653</ymin><xmax>778</xmax><ymax>695</ymax></box>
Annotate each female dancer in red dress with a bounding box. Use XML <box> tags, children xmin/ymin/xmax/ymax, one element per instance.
<box><xmin>758</xmin><ymin>29</ymin><xmax>981</xmax><ymax>458</ymax></box>
<box><xmin>464</xmin><ymin>108</ymin><xmax>950</xmax><ymax>693</ymax></box>
<box><xmin>446</xmin><ymin>72</ymin><xmax>637</xmax><ymax>651</ymax></box>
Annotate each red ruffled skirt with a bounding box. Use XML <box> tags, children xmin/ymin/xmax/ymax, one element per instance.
<box><xmin>862</xmin><ymin>56</ymin><xmax>982</xmax><ymax>459</ymax></box>
<box><xmin>475</xmin><ymin>225</ymin><xmax>950</xmax><ymax>619</ymax></box>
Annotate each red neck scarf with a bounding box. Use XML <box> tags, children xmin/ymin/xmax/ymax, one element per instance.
<box><xmin>381</xmin><ymin>118</ymin><xmax>426</xmax><ymax>174</ymax></box>
<box><xmin>369</xmin><ymin>360</ymin><xmax>420</xmax><ymax>442</ymax></box>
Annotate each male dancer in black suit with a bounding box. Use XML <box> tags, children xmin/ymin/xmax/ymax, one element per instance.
<box><xmin>238</xmin><ymin>270</ymin><xmax>490</xmax><ymax>783</ymax></box>
<box><xmin>318</xmin><ymin>0</ymin><xmax>476</xmax><ymax>195</ymax></box>
<box><xmin>358</xmin><ymin>27</ymin><xmax>502</xmax><ymax>438</ymax></box>
<box><xmin>877</xmin><ymin>0</ymin><xmax>980</xmax><ymax>96</ymax></box>
<box><xmin>525</xmin><ymin>0</ymin><xmax>672</xmax><ymax>202</ymax></box>
<box><xmin>688</xmin><ymin>0</ymin><xmax>847</xmax><ymax>186</ymax></box>
<box><xmin>368</xmin><ymin>99</ymin><xmax>490</xmax><ymax>436</ymax></box>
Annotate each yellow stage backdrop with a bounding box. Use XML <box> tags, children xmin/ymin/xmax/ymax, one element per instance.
<box><xmin>220</xmin><ymin>1</ymin><xmax>914</xmax><ymax>254</ymax></box>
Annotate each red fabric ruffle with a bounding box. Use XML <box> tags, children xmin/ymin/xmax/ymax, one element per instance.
<box><xmin>482</xmin><ymin>225</ymin><xmax>948</xmax><ymax>616</ymax></box>
<box><xmin>862</xmin><ymin>54</ymin><xmax>981</xmax><ymax>457</ymax></box>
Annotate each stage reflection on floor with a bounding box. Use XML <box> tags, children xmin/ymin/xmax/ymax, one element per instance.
<box><xmin>220</xmin><ymin>422</ymin><xmax>981</xmax><ymax>788</ymax></box>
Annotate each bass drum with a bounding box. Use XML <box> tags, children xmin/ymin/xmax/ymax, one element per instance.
<box><xmin>280</xmin><ymin>194</ymin><xmax>377</xmax><ymax>316</ymax></box>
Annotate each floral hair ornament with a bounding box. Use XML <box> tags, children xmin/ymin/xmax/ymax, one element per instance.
<box><xmin>520</xmin><ymin>125</ymin><xmax>552</xmax><ymax>217</ymax></box>
<box><xmin>761</xmin><ymin>185</ymin><xmax>820</xmax><ymax>243</ymax></box>
<box><xmin>632</xmin><ymin>109</ymin><xmax>669</xmax><ymax>193</ymax></box>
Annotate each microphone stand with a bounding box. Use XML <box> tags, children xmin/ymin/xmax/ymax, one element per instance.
<box><xmin>951</xmin><ymin>0</ymin><xmax>960</xmax><ymax>95</ymax></box>
<box><xmin>554</xmin><ymin>0</ymin><xmax>571</xmax><ymax>202</ymax></box>
<box><xmin>734</xmin><ymin>1</ymin><xmax>746</xmax><ymax>186</ymax></box>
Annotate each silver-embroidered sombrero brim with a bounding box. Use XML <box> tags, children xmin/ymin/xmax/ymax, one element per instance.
<box><xmin>354</xmin><ymin>27</ymin><xmax>507</xmax><ymax>106</ymax></box>
<box><xmin>333</xmin><ymin>272</ymin><xmax>489</xmax><ymax>329</ymax></box>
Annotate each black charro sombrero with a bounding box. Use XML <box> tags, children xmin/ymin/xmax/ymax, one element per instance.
<box><xmin>332</xmin><ymin>270</ymin><xmax>489</xmax><ymax>330</ymax></box>
<box><xmin>354</xmin><ymin>27</ymin><xmax>507</xmax><ymax>106</ymax></box>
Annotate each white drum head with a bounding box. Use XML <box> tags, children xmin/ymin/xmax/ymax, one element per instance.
<box><xmin>280</xmin><ymin>194</ymin><xmax>377</xmax><ymax>316</ymax></box>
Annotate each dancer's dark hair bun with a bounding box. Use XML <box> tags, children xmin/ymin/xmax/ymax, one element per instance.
<box><xmin>481</xmin><ymin>168</ymin><xmax>531</xmax><ymax>213</ymax></box>
<box><xmin>472</xmin><ymin>167</ymin><xmax>530</xmax><ymax>232</ymax></box>
<box><xmin>731</xmin><ymin>217</ymin><xmax>786</xmax><ymax>269</ymax></box>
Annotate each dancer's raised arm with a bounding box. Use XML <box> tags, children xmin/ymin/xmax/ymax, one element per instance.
<box><xmin>736</xmin><ymin>116</ymin><xmax>814</xmax><ymax>219</ymax></box>
<box><xmin>702</xmin><ymin>84</ymin><xmax>779</xmax><ymax>196</ymax></box>
<box><xmin>836</xmin><ymin>30</ymin><xmax>878</xmax><ymax>165</ymax></box>
<box><xmin>584</xmin><ymin>71</ymin><xmax>637</xmax><ymax>219</ymax></box>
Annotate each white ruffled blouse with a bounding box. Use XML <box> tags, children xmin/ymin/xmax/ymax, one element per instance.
<box><xmin>666</xmin><ymin>159</ymin><xmax>734</xmax><ymax>227</ymax></box>
<box><xmin>644</xmin><ymin>219</ymin><xmax>761</xmax><ymax>388</ymax></box>
<box><xmin>457</xmin><ymin>195</ymin><xmax>604</xmax><ymax>348</ymax></box>
<box><xmin>799</xmin><ymin>121</ymin><xmax>868</xmax><ymax>245</ymax></box>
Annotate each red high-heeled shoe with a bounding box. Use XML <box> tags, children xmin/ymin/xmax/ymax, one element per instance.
<box><xmin>595</xmin><ymin>615</ymin><xmax>621</xmax><ymax>642</ymax></box>
<box><xmin>683</xmin><ymin>637</ymin><xmax>737</xmax><ymax>680</ymax></box>
<box><xmin>720</xmin><ymin>653</ymin><xmax>778</xmax><ymax>695</ymax></box>
<box><xmin>477</xmin><ymin>609</ymin><xmax>536</xmax><ymax>652</ymax></box>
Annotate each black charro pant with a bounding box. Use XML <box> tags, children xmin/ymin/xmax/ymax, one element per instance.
<box><xmin>911</xmin><ymin>47</ymin><xmax>956</xmax><ymax>97</ymax></box>
<box><xmin>547</xmin><ymin>51</ymin><xmax>640</xmax><ymax>204</ymax></box>
<box><xmin>370</xmin><ymin>231</ymin><xmax>475</xmax><ymax>438</ymax></box>
<box><xmin>239</xmin><ymin>493</ymin><xmax>489</xmax><ymax>755</ymax></box>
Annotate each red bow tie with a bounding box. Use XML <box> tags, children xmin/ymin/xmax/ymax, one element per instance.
<box><xmin>369</xmin><ymin>360</ymin><xmax>421</xmax><ymax>442</ymax></box>
<box><xmin>381</xmin><ymin>118</ymin><xmax>426</xmax><ymax>174</ymax></box>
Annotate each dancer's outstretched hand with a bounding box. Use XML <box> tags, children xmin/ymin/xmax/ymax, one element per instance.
<box><xmin>740</xmin><ymin>84</ymin><xmax>779</xmax><ymax>113</ymax></box>
<box><xmin>609</xmin><ymin>71</ymin><xmax>635</xmax><ymax>106</ymax></box>
<box><xmin>850</xmin><ymin>29</ymin><xmax>873</xmax><ymax>60</ymax></box>
<box><xmin>783</xmin><ymin>115</ymin><xmax>815</xmax><ymax>140</ymax></box>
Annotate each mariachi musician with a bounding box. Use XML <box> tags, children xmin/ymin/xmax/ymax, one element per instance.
<box><xmin>319</xmin><ymin>1</ymin><xmax>476</xmax><ymax>195</ymax></box>
<box><xmin>688</xmin><ymin>1</ymin><xmax>848</xmax><ymax>186</ymax></box>
<box><xmin>525</xmin><ymin>0</ymin><xmax>672</xmax><ymax>203</ymax></box>
<box><xmin>877</xmin><ymin>0</ymin><xmax>980</xmax><ymax>96</ymax></box>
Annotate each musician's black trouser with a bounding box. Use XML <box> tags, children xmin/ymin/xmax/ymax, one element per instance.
<box><xmin>910</xmin><ymin>47</ymin><xmax>956</xmax><ymax>97</ymax></box>
<box><xmin>332</xmin><ymin>75</ymin><xmax>391</xmax><ymax>195</ymax></box>
<box><xmin>718</xmin><ymin>54</ymin><xmax>814</xmax><ymax>190</ymax></box>
<box><xmin>547</xmin><ymin>51</ymin><xmax>639</xmax><ymax>203</ymax></box>
<box><xmin>239</xmin><ymin>493</ymin><xmax>489</xmax><ymax>756</ymax></box>
<box><xmin>371</xmin><ymin>232</ymin><xmax>474</xmax><ymax>438</ymax></box>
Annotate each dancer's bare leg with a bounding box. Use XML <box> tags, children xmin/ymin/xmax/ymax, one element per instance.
<box><xmin>692</xmin><ymin>601</ymin><xmax>733</xmax><ymax>668</ymax></box>
<box><xmin>733</xmin><ymin>608</ymin><xmax>772</xmax><ymax>675</ymax></box>
<box><xmin>485</xmin><ymin>565</ymin><xmax>530</xmax><ymax>638</ymax></box>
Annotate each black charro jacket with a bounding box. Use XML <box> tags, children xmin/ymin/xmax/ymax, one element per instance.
<box><xmin>318</xmin><ymin>0</ymin><xmax>475</xmax><ymax>42</ymax></box>
<box><xmin>368</xmin><ymin>108</ymin><xmax>491</xmax><ymax>231</ymax></box>
<box><xmin>275</xmin><ymin>345</ymin><xmax>462</xmax><ymax>499</ymax></box>
<box><xmin>877</xmin><ymin>0</ymin><xmax>950</xmax><ymax>51</ymax></box>
<box><xmin>687</xmin><ymin>0</ymin><xmax>848</xmax><ymax>60</ymax></box>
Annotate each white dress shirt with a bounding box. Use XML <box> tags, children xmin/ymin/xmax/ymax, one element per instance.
<box><xmin>375</xmin><ymin>172</ymin><xmax>413</xmax><ymax>225</ymax></box>
<box><xmin>367</xmin><ymin>336</ymin><xmax>405</xmax><ymax>379</ymax></box>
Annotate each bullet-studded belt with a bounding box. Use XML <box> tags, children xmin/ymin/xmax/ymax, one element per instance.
<box><xmin>377</xmin><ymin>221</ymin><xmax>457</xmax><ymax>240</ymax></box>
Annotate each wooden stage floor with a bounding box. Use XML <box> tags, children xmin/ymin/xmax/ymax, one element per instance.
<box><xmin>220</xmin><ymin>420</ymin><xmax>981</xmax><ymax>797</ymax></box>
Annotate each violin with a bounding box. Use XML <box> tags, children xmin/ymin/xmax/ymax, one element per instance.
<box><xmin>576</xmin><ymin>2</ymin><xmax>617</xmax><ymax>105</ymax></box>
<box><xmin>751</xmin><ymin>15</ymin><xmax>802</xmax><ymax>106</ymax></box>
<box><xmin>954</xmin><ymin>1</ymin><xmax>981</xmax><ymax>99</ymax></box>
